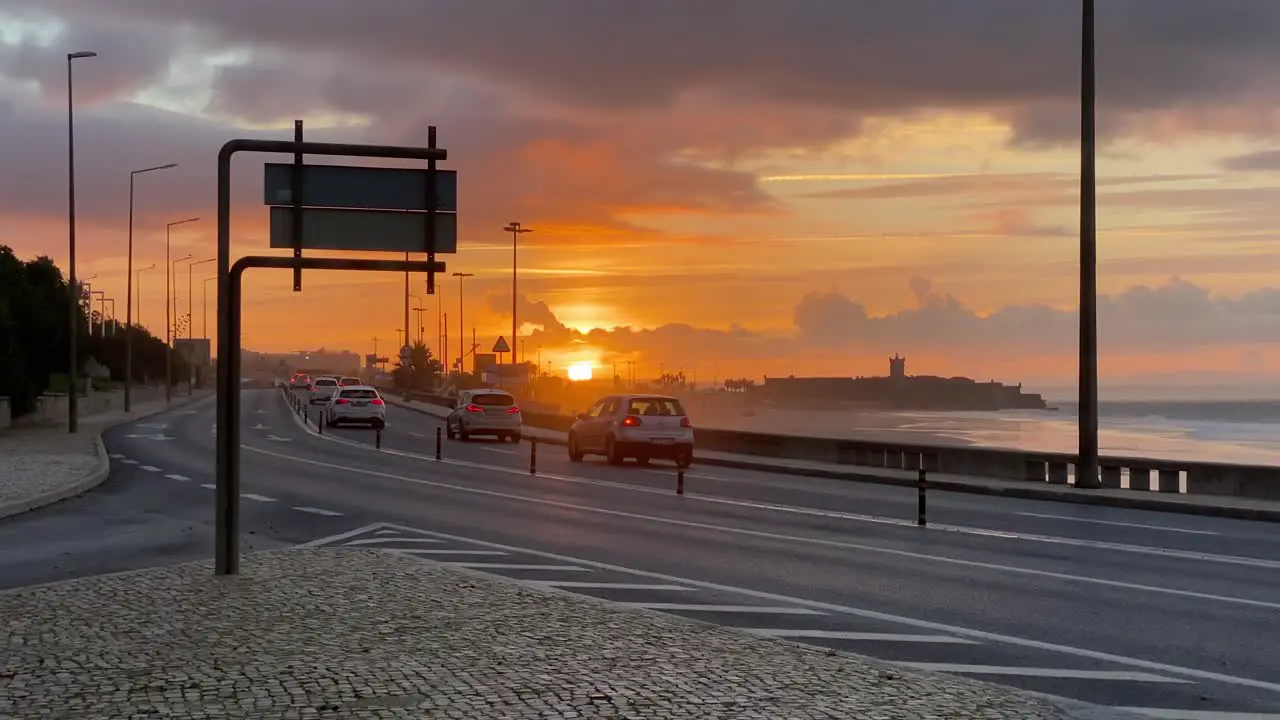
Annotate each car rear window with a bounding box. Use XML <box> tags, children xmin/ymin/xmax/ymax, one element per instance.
<box><xmin>340</xmin><ymin>388</ymin><xmax>378</xmax><ymax>399</ymax></box>
<box><xmin>627</xmin><ymin>398</ymin><xmax>685</xmax><ymax>416</ymax></box>
<box><xmin>315</xmin><ymin>378</ymin><xmax>337</xmax><ymax>386</ymax></box>
<box><xmin>471</xmin><ymin>393</ymin><xmax>515</xmax><ymax>407</ymax></box>
<box><xmin>341</xmin><ymin>377</ymin><xmax>360</xmax><ymax>384</ymax></box>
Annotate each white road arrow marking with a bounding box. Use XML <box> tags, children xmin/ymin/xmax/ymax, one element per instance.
<box><xmin>251</xmin><ymin>423</ymin><xmax>269</xmax><ymax>430</ymax></box>
<box><xmin>124</xmin><ymin>433</ymin><xmax>175</xmax><ymax>441</ymax></box>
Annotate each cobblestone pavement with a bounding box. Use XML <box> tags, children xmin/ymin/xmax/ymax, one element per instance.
<box><xmin>0</xmin><ymin>392</ymin><xmax>210</xmax><ymax>517</ymax></box>
<box><xmin>0</xmin><ymin>549</ymin><xmax>1080</xmax><ymax>719</ymax></box>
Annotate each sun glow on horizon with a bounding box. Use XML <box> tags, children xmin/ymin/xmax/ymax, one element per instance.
<box><xmin>566</xmin><ymin>362</ymin><xmax>594</xmax><ymax>381</ymax></box>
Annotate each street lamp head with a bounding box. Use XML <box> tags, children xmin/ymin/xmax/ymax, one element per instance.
<box><xmin>68</xmin><ymin>51</ymin><xmax>97</xmax><ymax>60</ymax></box>
<box><xmin>140</xmin><ymin>264</ymin><xmax>156</xmax><ymax>271</ymax></box>
<box><xmin>134</xmin><ymin>163</ymin><xmax>178</xmax><ymax>176</ymax></box>
<box><xmin>452</xmin><ymin>272</ymin><xmax>474</xmax><ymax>278</ymax></box>
<box><xmin>175</xmin><ymin>254</ymin><xmax>192</xmax><ymax>263</ymax></box>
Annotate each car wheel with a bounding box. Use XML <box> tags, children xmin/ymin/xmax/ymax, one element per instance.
<box><xmin>635</xmin><ymin>455</ymin><xmax>651</xmax><ymax>467</ymax></box>
<box><xmin>459</xmin><ymin>426</ymin><xmax>470</xmax><ymax>442</ymax></box>
<box><xmin>567</xmin><ymin>433</ymin><xmax>584</xmax><ymax>462</ymax></box>
<box><xmin>510</xmin><ymin>432</ymin><xmax>522</xmax><ymax>444</ymax></box>
<box><xmin>605</xmin><ymin>436</ymin><xmax>623</xmax><ymax>466</ymax></box>
<box><xmin>446</xmin><ymin>421</ymin><xmax>456</xmax><ymax>440</ymax></box>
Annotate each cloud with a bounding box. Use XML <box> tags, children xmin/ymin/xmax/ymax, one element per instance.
<box><xmin>1221</xmin><ymin>149</ymin><xmax>1280</xmax><ymax>172</ymax></box>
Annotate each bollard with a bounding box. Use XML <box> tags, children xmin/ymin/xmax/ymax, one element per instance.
<box><xmin>317</xmin><ymin>411</ymin><xmax>323</xmax><ymax>435</ymax></box>
<box><xmin>435</xmin><ymin>426</ymin><xmax>442</xmax><ymax>460</ymax></box>
<box><xmin>375</xmin><ymin>427</ymin><xmax>382</xmax><ymax>449</ymax></box>
<box><xmin>530</xmin><ymin>439</ymin><xmax>538</xmax><ymax>474</ymax></box>
<box><xmin>677</xmin><ymin>469</ymin><xmax>685</xmax><ymax>495</ymax></box>
<box><xmin>917</xmin><ymin>468</ymin><xmax>927</xmax><ymax>526</ymax></box>
<box><xmin>304</xmin><ymin>407</ymin><xmax>308</xmax><ymax>425</ymax></box>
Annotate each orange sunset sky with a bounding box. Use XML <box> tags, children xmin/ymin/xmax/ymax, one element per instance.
<box><xmin>3</xmin><ymin>1</ymin><xmax>1280</xmax><ymax>389</ymax></box>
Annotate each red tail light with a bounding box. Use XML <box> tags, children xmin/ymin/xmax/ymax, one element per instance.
<box><xmin>370</xmin><ymin>398</ymin><xmax>384</xmax><ymax>405</ymax></box>
<box><xmin>334</xmin><ymin>398</ymin><xmax>350</xmax><ymax>405</ymax></box>
<box><xmin>621</xmin><ymin>415</ymin><xmax>641</xmax><ymax>427</ymax></box>
<box><xmin>465</xmin><ymin>404</ymin><xmax>483</xmax><ymax>412</ymax></box>
<box><xmin>680</xmin><ymin>416</ymin><xmax>693</xmax><ymax>429</ymax></box>
<box><xmin>506</xmin><ymin>406</ymin><xmax>520</xmax><ymax>414</ymax></box>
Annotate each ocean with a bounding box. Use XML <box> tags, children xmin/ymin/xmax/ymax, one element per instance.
<box><xmin>690</xmin><ymin>399</ymin><xmax>1280</xmax><ymax>466</ymax></box>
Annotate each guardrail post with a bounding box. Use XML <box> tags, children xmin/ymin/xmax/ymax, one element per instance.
<box><xmin>435</xmin><ymin>426</ymin><xmax>442</xmax><ymax>460</ymax></box>
<box><xmin>530</xmin><ymin>439</ymin><xmax>537</xmax><ymax>474</ymax></box>
<box><xmin>677</xmin><ymin>469</ymin><xmax>685</xmax><ymax>495</ymax></box>
<box><xmin>917</xmin><ymin>468</ymin><xmax>927</xmax><ymax>526</ymax></box>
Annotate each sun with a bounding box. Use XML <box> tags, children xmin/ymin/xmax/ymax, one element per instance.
<box><xmin>566</xmin><ymin>362</ymin><xmax>593</xmax><ymax>382</ymax></box>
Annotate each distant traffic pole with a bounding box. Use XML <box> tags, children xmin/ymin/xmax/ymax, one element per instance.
<box><xmin>452</xmin><ymin>272</ymin><xmax>473</xmax><ymax>372</ymax></box>
<box><xmin>125</xmin><ymin>162</ymin><xmax>178</xmax><ymax>412</ymax></box>
<box><xmin>1077</xmin><ymin>0</ymin><xmax>1101</xmax><ymax>489</ymax></box>
<box><xmin>66</xmin><ymin>49</ymin><xmax>97</xmax><ymax>433</ymax></box>
<box><xmin>504</xmin><ymin>222</ymin><xmax>532</xmax><ymax>366</ymax></box>
<box><xmin>166</xmin><ymin>218</ymin><xmax>199</xmax><ymax>403</ymax></box>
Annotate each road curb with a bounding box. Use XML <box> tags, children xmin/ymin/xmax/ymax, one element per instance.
<box><xmin>383</xmin><ymin>396</ymin><xmax>1280</xmax><ymax>524</ymax></box>
<box><xmin>0</xmin><ymin>390</ymin><xmax>216</xmax><ymax>521</ymax></box>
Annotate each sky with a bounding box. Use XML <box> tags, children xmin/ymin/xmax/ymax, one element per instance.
<box><xmin>2</xmin><ymin>1</ymin><xmax>1280</xmax><ymax>390</ymax></box>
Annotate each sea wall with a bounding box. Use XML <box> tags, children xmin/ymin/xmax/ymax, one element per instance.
<box><xmin>390</xmin><ymin>388</ymin><xmax>1280</xmax><ymax>501</ymax></box>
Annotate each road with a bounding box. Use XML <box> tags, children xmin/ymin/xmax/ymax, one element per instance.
<box><xmin>2</xmin><ymin>387</ymin><xmax>1278</xmax><ymax>719</ymax></box>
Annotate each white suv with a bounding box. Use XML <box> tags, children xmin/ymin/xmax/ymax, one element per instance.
<box><xmin>446</xmin><ymin>389</ymin><xmax>523</xmax><ymax>442</ymax></box>
<box><xmin>309</xmin><ymin>376</ymin><xmax>340</xmax><ymax>404</ymax></box>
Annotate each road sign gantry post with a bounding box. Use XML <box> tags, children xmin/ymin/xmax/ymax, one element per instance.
<box><xmin>215</xmin><ymin>124</ymin><xmax>456</xmax><ymax>576</ymax></box>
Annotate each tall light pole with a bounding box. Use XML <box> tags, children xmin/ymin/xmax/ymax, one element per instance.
<box><xmin>187</xmin><ymin>258</ymin><xmax>214</xmax><ymax>394</ymax></box>
<box><xmin>403</xmin><ymin>251</ymin><xmax>411</xmax><ymax>356</ymax></box>
<box><xmin>125</xmin><ymin>162</ymin><xmax>177</xmax><ymax>412</ymax></box>
<box><xmin>135</xmin><ymin>264</ymin><xmax>155</xmax><ymax>332</ymax></box>
<box><xmin>165</xmin><ymin>218</ymin><xmax>199</xmax><ymax>403</ymax></box>
<box><xmin>66</xmin><ymin>49</ymin><xmax>97</xmax><ymax>433</ymax></box>
<box><xmin>452</xmin><ymin>272</ymin><xmax>473</xmax><ymax>373</ymax></box>
<box><xmin>91</xmin><ymin>290</ymin><xmax>105</xmax><ymax>338</ymax></box>
<box><xmin>105</xmin><ymin>298</ymin><xmax>116</xmax><ymax>336</ymax></box>
<box><xmin>1077</xmin><ymin>0</ymin><xmax>1101</xmax><ymax>489</ymax></box>
<box><xmin>503</xmin><ymin>222</ymin><xmax>532</xmax><ymax>365</ymax></box>
<box><xmin>202</xmin><ymin>276</ymin><xmax>217</xmax><ymax>338</ymax></box>
<box><xmin>412</xmin><ymin>307</ymin><xmax>426</xmax><ymax>344</ymax></box>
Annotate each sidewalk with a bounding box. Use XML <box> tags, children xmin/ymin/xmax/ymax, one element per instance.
<box><xmin>0</xmin><ymin>389</ymin><xmax>213</xmax><ymax>520</ymax></box>
<box><xmin>0</xmin><ymin>548</ymin><xmax>1095</xmax><ymax>719</ymax></box>
<box><xmin>385</xmin><ymin>396</ymin><xmax>1280</xmax><ymax>523</ymax></box>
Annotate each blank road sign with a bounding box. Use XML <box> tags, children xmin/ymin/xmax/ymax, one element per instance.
<box><xmin>263</xmin><ymin>163</ymin><xmax>458</xmax><ymax>212</ymax></box>
<box><xmin>268</xmin><ymin>207</ymin><xmax>458</xmax><ymax>253</ymax></box>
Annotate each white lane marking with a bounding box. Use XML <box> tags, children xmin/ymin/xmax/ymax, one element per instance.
<box><xmin>534</xmin><ymin>582</ymin><xmax>693</xmax><ymax>591</ymax></box>
<box><xmin>1119</xmin><ymin>710</ymin><xmax>1280</xmax><ymax>719</ymax></box>
<box><xmin>277</xmin><ymin>406</ymin><xmax>1279</xmax><ymax>571</ymax></box>
<box><xmin>620</xmin><ymin>603</ymin><xmax>823</xmax><ymax>615</ymax></box>
<box><xmin>744</xmin><ymin>629</ymin><xmax>977</xmax><ymax>644</ymax></box>
<box><xmin>241</xmin><ymin>493</ymin><xmax>277</xmax><ymax>502</ymax></box>
<box><xmin>1016</xmin><ymin>512</ymin><xmax>1220</xmax><ymax>536</ymax></box>
<box><xmin>481</xmin><ymin>447</ymin><xmax>516</xmax><ymax>454</ymax></box>
<box><xmin>899</xmin><ymin>664</ymin><xmax>1186</xmax><ymax>683</ymax></box>
<box><xmin>447</xmin><ymin>563</ymin><xmax>591</xmax><ymax>571</ymax></box>
<box><xmin>199</xmin><ymin>483</ymin><xmax>216</xmax><ymax>489</ymax></box>
<box><xmin>119</xmin><ymin>459</ymin><xmax>139</xmax><ymax>464</ymax></box>
<box><xmin>109</xmin><ymin>453</ymin><xmax>125</xmax><ymax>459</ymax></box>
<box><xmin>378</xmin><ymin>522</ymin><xmax>1280</xmax><ymax>695</ymax></box>
<box><xmin>243</xmin><ymin>445</ymin><xmax>1280</xmax><ymax>612</ymax></box>
<box><xmin>408</xmin><ymin>432</ymin><xmax>426</xmax><ymax>438</ymax></box>
<box><xmin>293</xmin><ymin>506</ymin><xmax>344</xmax><ymax>517</ymax></box>
<box><xmin>344</xmin><ymin>537</ymin><xmax>443</xmax><ymax>546</ymax></box>
<box><xmin>293</xmin><ymin>522</ymin><xmax>385</xmax><ymax>548</ymax></box>
<box><xmin>375</xmin><ymin>529</ymin><xmax>399</xmax><ymax>534</ymax></box>
<box><xmin>389</xmin><ymin>549</ymin><xmax>509</xmax><ymax>556</ymax></box>
<box><xmin>139</xmin><ymin>465</ymin><xmax>162</xmax><ymax>472</ymax></box>
<box><xmin>164</xmin><ymin>474</ymin><xmax>191</xmax><ymax>482</ymax></box>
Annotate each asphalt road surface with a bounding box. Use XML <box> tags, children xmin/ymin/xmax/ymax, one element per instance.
<box><xmin>2</xmin><ymin>387</ymin><xmax>1278</xmax><ymax>719</ymax></box>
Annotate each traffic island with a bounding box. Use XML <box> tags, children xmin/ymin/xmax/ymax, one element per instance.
<box><xmin>0</xmin><ymin>548</ymin><xmax>1084</xmax><ymax>719</ymax></box>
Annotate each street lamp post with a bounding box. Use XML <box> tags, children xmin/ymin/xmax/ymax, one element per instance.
<box><xmin>125</xmin><ymin>162</ymin><xmax>178</xmax><ymax>412</ymax></box>
<box><xmin>202</xmin><ymin>276</ymin><xmax>217</xmax><ymax>338</ymax></box>
<box><xmin>91</xmin><ymin>290</ymin><xmax>105</xmax><ymax>338</ymax></box>
<box><xmin>105</xmin><ymin>298</ymin><xmax>116</xmax><ymax>337</ymax></box>
<box><xmin>66</xmin><ymin>49</ymin><xmax>97</xmax><ymax>433</ymax></box>
<box><xmin>503</xmin><ymin>222</ymin><xmax>532</xmax><ymax>366</ymax></box>
<box><xmin>165</xmin><ymin>218</ymin><xmax>200</xmax><ymax>403</ymax></box>
<box><xmin>412</xmin><ymin>307</ymin><xmax>426</xmax><ymax>345</ymax></box>
<box><xmin>452</xmin><ymin>272</ymin><xmax>473</xmax><ymax>373</ymax></box>
<box><xmin>1077</xmin><ymin>0</ymin><xmax>1101</xmax><ymax>489</ymax></box>
<box><xmin>187</xmin><ymin>258</ymin><xmax>215</xmax><ymax>394</ymax></box>
<box><xmin>135</xmin><ymin>264</ymin><xmax>155</xmax><ymax>332</ymax></box>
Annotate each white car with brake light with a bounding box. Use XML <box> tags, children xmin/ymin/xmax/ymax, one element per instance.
<box><xmin>325</xmin><ymin>386</ymin><xmax>386</xmax><ymax>429</ymax></box>
<box><xmin>567</xmin><ymin>394</ymin><xmax>694</xmax><ymax>468</ymax></box>
<box><xmin>446</xmin><ymin>389</ymin><xmax>523</xmax><ymax>442</ymax></box>
<box><xmin>309</xmin><ymin>376</ymin><xmax>340</xmax><ymax>404</ymax></box>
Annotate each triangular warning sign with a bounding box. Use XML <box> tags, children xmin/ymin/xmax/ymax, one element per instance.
<box><xmin>492</xmin><ymin>336</ymin><xmax>511</xmax><ymax>354</ymax></box>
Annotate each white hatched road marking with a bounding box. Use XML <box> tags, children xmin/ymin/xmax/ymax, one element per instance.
<box><xmin>375</xmin><ymin>529</ymin><xmax>399</xmax><ymax>534</ymax></box>
<box><xmin>900</xmin><ymin>664</ymin><xmax>1186</xmax><ymax>684</ymax></box>
<box><xmin>119</xmin><ymin>459</ymin><xmax>138</xmax><ymax>464</ymax></box>
<box><xmin>344</xmin><ymin>537</ymin><xmax>442</xmax><ymax>546</ymax></box>
<box><xmin>744</xmin><ymin>629</ymin><xmax>977</xmax><ymax>644</ymax></box>
<box><xmin>389</xmin><ymin>549</ymin><xmax>508</xmax><ymax>556</ymax></box>
<box><xmin>620</xmin><ymin>603</ymin><xmax>823</xmax><ymax>615</ymax></box>
<box><xmin>367</xmin><ymin>523</ymin><xmax>1280</xmax><ymax>695</ymax></box>
<box><xmin>1119</xmin><ymin>709</ymin><xmax>1280</xmax><ymax>719</ymax></box>
<box><xmin>164</xmin><ymin>474</ymin><xmax>191</xmax><ymax>482</ymax></box>
<box><xmin>199</xmin><ymin>484</ymin><xmax>215</xmax><ymax>489</ymax></box>
<box><xmin>109</xmin><ymin>453</ymin><xmax>125</xmax><ymax>459</ymax></box>
<box><xmin>293</xmin><ymin>507</ymin><xmax>344</xmax><ymax>516</ymax></box>
<box><xmin>139</xmin><ymin>465</ymin><xmax>162</xmax><ymax>472</ymax></box>
<box><xmin>534</xmin><ymin>582</ymin><xmax>693</xmax><ymax>591</ymax></box>
<box><xmin>447</xmin><ymin>563</ymin><xmax>592</xmax><ymax>572</ymax></box>
<box><xmin>246</xmin><ymin>445</ymin><xmax>1280</xmax><ymax>612</ymax></box>
<box><xmin>241</xmin><ymin>493</ymin><xmax>277</xmax><ymax>502</ymax></box>
<box><xmin>1016</xmin><ymin>512</ymin><xmax>1220</xmax><ymax>536</ymax></box>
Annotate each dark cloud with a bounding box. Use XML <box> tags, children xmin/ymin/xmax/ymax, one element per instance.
<box><xmin>8</xmin><ymin>0</ymin><xmax>1280</xmax><ymax>145</ymax></box>
<box><xmin>1221</xmin><ymin>149</ymin><xmax>1280</xmax><ymax>172</ymax></box>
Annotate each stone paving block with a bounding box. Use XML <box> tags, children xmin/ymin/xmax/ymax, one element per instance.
<box><xmin>0</xmin><ymin>548</ymin><xmax>1074</xmax><ymax>719</ymax></box>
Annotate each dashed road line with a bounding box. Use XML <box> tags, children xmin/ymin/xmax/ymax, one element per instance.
<box><xmin>293</xmin><ymin>507</ymin><xmax>344</xmax><ymax>517</ymax></box>
<box><xmin>241</xmin><ymin>493</ymin><xmax>277</xmax><ymax>503</ymax></box>
<box><xmin>199</xmin><ymin>484</ymin><xmax>216</xmax><ymax>490</ymax></box>
<box><xmin>744</xmin><ymin>629</ymin><xmax>978</xmax><ymax>644</ymax></box>
<box><xmin>119</xmin><ymin>459</ymin><xmax>138</xmax><ymax>465</ymax></box>
<box><xmin>534</xmin><ymin>582</ymin><xmax>694</xmax><ymax>591</ymax></box>
<box><xmin>390</xmin><ymin>549</ymin><xmax>509</xmax><ymax>556</ymax></box>
<box><xmin>345</xmin><ymin>537</ymin><xmax>442</xmax><ymax>546</ymax></box>
<box><xmin>619</xmin><ymin>603</ymin><xmax>823</xmax><ymax>615</ymax></box>
<box><xmin>899</xmin><ymin>664</ymin><xmax>1186</xmax><ymax>683</ymax></box>
<box><xmin>447</xmin><ymin>563</ymin><xmax>592</xmax><ymax>572</ymax></box>
<box><xmin>109</xmin><ymin>453</ymin><xmax>125</xmax><ymax>459</ymax></box>
<box><xmin>164</xmin><ymin>474</ymin><xmax>191</xmax><ymax>482</ymax></box>
<box><xmin>1015</xmin><ymin>512</ymin><xmax>1220</xmax><ymax>536</ymax></box>
<box><xmin>139</xmin><ymin>465</ymin><xmax>162</xmax><ymax>472</ymax></box>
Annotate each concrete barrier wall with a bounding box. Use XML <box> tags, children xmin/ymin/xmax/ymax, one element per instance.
<box><xmin>388</xmin><ymin>387</ymin><xmax>1280</xmax><ymax>501</ymax></box>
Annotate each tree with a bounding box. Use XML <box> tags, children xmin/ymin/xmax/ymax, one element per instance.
<box><xmin>0</xmin><ymin>247</ymin><xmax>87</xmax><ymax>416</ymax></box>
<box><xmin>392</xmin><ymin>341</ymin><xmax>442</xmax><ymax>391</ymax></box>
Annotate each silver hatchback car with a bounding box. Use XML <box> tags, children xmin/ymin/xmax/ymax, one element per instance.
<box><xmin>446</xmin><ymin>389</ymin><xmax>523</xmax><ymax>442</ymax></box>
<box><xmin>567</xmin><ymin>394</ymin><xmax>694</xmax><ymax>467</ymax></box>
